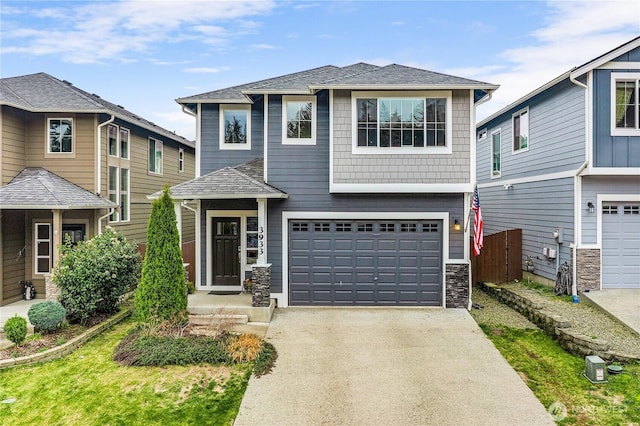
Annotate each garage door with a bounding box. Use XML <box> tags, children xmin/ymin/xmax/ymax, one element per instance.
<box><xmin>289</xmin><ymin>220</ymin><xmax>443</xmax><ymax>306</ymax></box>
<box><xmin>602</xmin><ymin>203</ymin><xmax>640</xmax><ymax>289</ymax></box>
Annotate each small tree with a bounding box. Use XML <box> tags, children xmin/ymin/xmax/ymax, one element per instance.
<box><xmin>135</xmin><ymin>187</ymin><xmax>187</xmax><ymax>322</ymax></box>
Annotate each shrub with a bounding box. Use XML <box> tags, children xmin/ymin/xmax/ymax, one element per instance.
<box><xmin>4</xmin><ymin>315</ymin><xmax>28</xmax><ymax>345</ymax></box>
<box><xmin>135</xmin><ymin>187</ymin><xmax>187</xmax><ymax>323</ymax></box>
<box><xmin>53</xmin><ymin>228</ymin><xmax>141</xmax><ymax>324</ymax></box>
<box><xmin>186</xmin><ymin>281</ymin><xmax>195</xmax><ymax>294</ymax></box>
<box><xmin>28</xmin><ymin>301</ymin><xmax>66</xmax><ymax>333</ymax></box>
<box><xmin>226</xmin><ymin>333</ymin><xmax>263</xmax><ymax>363</ymax></box>
<box><xmin>253</xmin><ymin>341</ymin><xmax>278</xmax><ymax>377</ymax></box>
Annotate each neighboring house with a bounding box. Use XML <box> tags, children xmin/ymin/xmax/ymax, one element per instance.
<box><xmin>167</xmin><ymin>63</ymin><xmax>498</xmax><ymax>308</ymax></box>
<box><xmin>476</xmin><ymin>37</ymin><xmax>640</xmax><ymax>291</ymax></box>
<box><xmin>0</xmin><ymin>72</ymin><xmax>196</xmax><ymax>305</ymax></box>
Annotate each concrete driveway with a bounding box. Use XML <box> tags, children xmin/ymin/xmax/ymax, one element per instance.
<box><xmin>235</xmin><ymin>308</ymin><xmax>554</xmax><ymax>426</ymax></box>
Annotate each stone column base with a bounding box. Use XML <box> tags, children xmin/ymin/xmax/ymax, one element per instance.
<box><xmin>45</xmin><ymin>274</ymin><xmax>61</xmax><ymax>302</ymax></box>
<box><xmin>576</xmin><ymin>248</ymin><xmax>600</xmax><ymax>292</ymax></box>
<box><xmin>446</xmin><ymin>263</ymin><xmax>469</xmax><ymax>308</ymax></box>
<box><xmin>251</xmin><ymin>264</ymin><xmax>272</xmax><ymax>307</ymax></box>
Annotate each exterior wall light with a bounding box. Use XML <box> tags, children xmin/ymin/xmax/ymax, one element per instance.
<box><xmin>453</xmin><ymin>219</ymin><xmax>461</xmax><ymax>231</ymax></box>
<box><xmin>587</xmin><ymin>201</ymin><xmax>595</xmax><ymax>214</ymax></box>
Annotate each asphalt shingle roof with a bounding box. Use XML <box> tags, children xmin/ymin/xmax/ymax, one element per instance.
<box><xmin>0</xmin><ymin>168</ymin><xmax>117</xmax><ymax>209</ymax></box>
<box><xmin>1</xmin><ymin>73</ymin><xmax>193</xmax><ymax>148</ymax></box>
<box><xmin>177</xmin><ymin>62</ymin><xmax>498</xmax><ymax>104</ymax></box>
<box><xmin>153</xmin><ymin>158</ymin><xmax>287</xmax><ymax>200</ymax></box>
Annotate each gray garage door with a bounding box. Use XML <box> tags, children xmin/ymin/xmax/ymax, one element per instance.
<box><xmin>602</xmin><ymin>203</ymin><xmax>640</xmax><ymax>289</ymax></box>
<box><xmin>289</xmin><ymin>220</ymin><xmax>443</xmax><ymax>306</ymax></box>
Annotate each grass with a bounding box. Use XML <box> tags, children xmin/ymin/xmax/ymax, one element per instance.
<box><xmin>0</xmin><ymin>318</ymin><xmax>252</xmax><ymax>426</ymax></box>
<box><xmin>479</xmin><ymin>324</ymin><xmax>640</xmax><ymax>425</ymax></box>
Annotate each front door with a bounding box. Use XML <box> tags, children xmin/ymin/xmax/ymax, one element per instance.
<box><xmin>212</xmin><ymin>218</ymin><xmax>240</xmax><ymax>286</ymax></box>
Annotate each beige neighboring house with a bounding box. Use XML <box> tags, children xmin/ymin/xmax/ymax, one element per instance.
<box><xmin>0</xmin><ymin>72</ymin><xmax>196</xmax><ymax>306</ymax></box>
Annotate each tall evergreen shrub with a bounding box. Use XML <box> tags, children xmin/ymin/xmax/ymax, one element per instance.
<box><xmin>135</xmin><ymin>187</ymin><xmax>187</xmax><ymax>322</ymax></box>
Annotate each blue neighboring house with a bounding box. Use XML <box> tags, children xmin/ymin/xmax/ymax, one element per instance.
<box><xmin>167</xmin><ymin>63</ymin><xmax>498</xmax><ymax>308</ymax></box>
<box><xmin>476</xmin><ymin>37</ymin><xmax>640</xmax><ymax>292</ymax></box>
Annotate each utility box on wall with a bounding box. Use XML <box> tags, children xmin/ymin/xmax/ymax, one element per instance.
<box><xmin>584</xmin><ymin>355</ymin><xmax>607</xmax><ymax>383</ymax></box>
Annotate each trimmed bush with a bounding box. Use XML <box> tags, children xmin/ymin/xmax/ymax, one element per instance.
<box><xmin>4</xmin><ymin>315</ymin><xmax>28</xmax><ymax>345</ymax></box>
<box><xmin>53</xmin><ymin>228</ymin><xmax>141</xmax><ymax>324</ymax></box>
<box><xmin>28</xmin><ymin>301</ymin><xmax>66</xmax><ymax>333</ymax></box>
<box><xmin>135</xmin><ymin>187</ymin><xmax>187</xmax><ymax>323</ymax></box>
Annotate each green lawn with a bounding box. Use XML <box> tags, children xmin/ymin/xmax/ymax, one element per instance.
<box><xmin>480</xmin><ymin>325</ymin><xmax>640</xmax><ymax>425</ymax></box>
<box><xmin>0</xmin><ymin>319</ymin><xmax>251</xmax><ymax>426</ymax></box>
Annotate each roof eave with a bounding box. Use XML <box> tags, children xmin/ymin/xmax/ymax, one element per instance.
<box><xmin>570</xmin><ymin>36</ymin><xmax>640</xmax><ymax>78</ymax></box>
<box><xmin>0</xmin><ymin>204</ymin><xmax>115</xmax><ymax>210</ymax></box>
<box><xmin>308</xmin><ymin>84</ymin><xmax>500</xmax><ymax>91</ymax></box>
<box><xmin>148</xmin><ymin>192</ymin><xmax>288</xmax><ymax>200</ymax></box>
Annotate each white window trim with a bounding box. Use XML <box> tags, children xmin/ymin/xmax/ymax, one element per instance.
<box><xmin>351</xmin><ymin>91</ymin><xmax>453</xmax><ymax>155</ymax></box>
<box><xmin>511</xmin><ymin>107</ymin><xmax>529</xmax><ymax>154</ymax></box>
<box><xmin>108</xmin><ymin>166</ymin><xmax>120</xmax><ymax>223</ymax></box>
<box><xmin>219</xmin><ymin>104</ymin><xmax>251</xmax><ymax>150</ymax></box>
<box><xmin>178</xmin><ymin>148</ymin><xmax>185</xmax><ymax>173</ymax></box>
<box><xmin>120</xmin><ymin>127</ymin><xmax>130</xmax><ymax>159</ymax></box>
<box><xmin>610</xmin><ymin>72</ymin><xmax>640</xmax><ymax>136</ymax></box>
<box><xmin>107</xmin><ymin>124</ymin><xmax>119</xmax><ymax>157</ymax></box>
<box><xmin>148</xmin><ymin>138</ymin><xmax>163</xmax><ymax>175</ymax></box>
<box><xmin>120</xmin><ymin>167</ymin><xmax>130</xmax><ymax>223</ymax></box>
<box><xmin>491</xmin><ymin>128</ymin><xmax>502</xmax><ymax>179</ymax></box>
<box><xmin>282</xmin><ymin>95</ymin><xmax>316</xmax><ymax>145</ymax></box>
<box><xmin>34</xmin><ymin>222</ymin><xmax>52</xmax><ymax>275</ymax></box>
<box><xmin>46</xmin><ymin>117</ymin><xmax>75</xmax><ymax>156</ymax></box>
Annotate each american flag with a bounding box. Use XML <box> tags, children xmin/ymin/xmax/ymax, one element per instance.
<box><xmin>472</xmin><ymin>185</ymin><xmax>484</xmax><ymax>256</ymax></box>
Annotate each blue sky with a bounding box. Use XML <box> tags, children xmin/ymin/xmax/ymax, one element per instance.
<box><xmin>1</xmin><ymin>0</ymin><xmax>639</xmax><ymax>140</ymax></box>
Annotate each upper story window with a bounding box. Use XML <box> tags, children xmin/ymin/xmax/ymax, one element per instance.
<box><xmin>178</xmin><ymin>148</ymin><xmax>185</xmax><ymax>173</ymax></box>
<box><xmin>48</xmin><ymin>118</ymin><xmax>73</xmax><ymax>153</ymax></box>
<box><xmin>512</xmin><ymin>108</ymin><xmax>529</xmax><ymax>153</ymax></box>
<box><xmin>220</xmin><ymin>105</ymin><xmax>251</xmax><ymax>150</ymax></box>
<box><xmin>148</xmin><ymin>138</ymin><xmax>163</xmax><ymax>174</ymax></box>
<box><xmin>491</xmin><ymin>129</ymin><xmax>501</xmax><ymax>178</ymax></box>
<box><xmin>352</xmin><ymin>91</ymin><xmax>452</xmax><ymax>154</ymax></box>
<box><xmin>283</xmin><ymin>96</ymin><xmax>316</xmax><ymax>145</ymax></box>
<box><xmin>108</xmin><ymin>125</ymin><xmax>130</xmax><ymax>158</ymax></box>
<box><xmin>611</xmin><ymin>73</ymin><xmax>640</xmax><ymax>135</ymax></box>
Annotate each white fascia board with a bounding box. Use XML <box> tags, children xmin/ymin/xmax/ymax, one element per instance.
<box><xmin>586</xmin><ymin>167</ymin><xmax>640</xmax><ymax>175</ymax></box>
<box><xmin>477</xmin><ymin>169</ymin><xmax>577</xmax><ymax>189</ymax></box>
<box><xmin>176</xmin><ymin>98</ymin><xmax>253</xmax><ymax>105</ymax></box>
<box><xmin>154</xmin><ymin>193</ymin><xmax>289</xmax><ymax>200</ymax></box>
<box><xmin>243</xmin><ymin>89</ymin><xmax>312</xmax><ymax>95</ymax></box>
<box><xmin>571</xmin><ymin>37</ymin><xmax>640</xmax><ymax>78</ymax></box>
<box><xmin>309</xmin><ymin>84</ymin><xmax>499</xmax><ymax>91</ymax></box>
<box><xmin>329</xmin><ymin>183</ymin><xmax>473</xmax><ymax>193</ymax></box>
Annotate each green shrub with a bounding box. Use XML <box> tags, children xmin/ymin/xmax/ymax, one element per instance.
<box><xmin>53</xmin><ymin>228</ymin><xmax>141</xmax><ymax>324</ymax></box>
<box><xmin>135</xmin><ymin>187</ymin><xmax>187</xmax><ymax>323</ymax></box>
<box><xmin>186</xmin><ymin>281</ymin><xmax>195</xmax><ymax>294</ymax></box>
<box><xmin>4</xmin><ymin>315</ymin><xmax>28</xmax><ymax>345</ymax></box>
<box><xmin>253</xmin><ymin>341</ymin><xmax>278</xmax><ymax>377</ymax></box>
<box><xmin>28</xmin><ymin>301</ymin><xmax>66</xmax><ymax>333</ymax></box>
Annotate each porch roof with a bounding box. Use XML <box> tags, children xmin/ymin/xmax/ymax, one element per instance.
<box><xmin>0</xmin><ymin>167</ymin><xmax>117</xmax><ymax>209</ymax></box>
<box><xmin>152</xmin><ymin>158</ymin><xmax>288</xmax><ymax>200</ymax></box>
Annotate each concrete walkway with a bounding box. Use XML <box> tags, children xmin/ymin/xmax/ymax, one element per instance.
<box><xmin>583</xmin><ymin>289</ymin><xmax>640</xmax><ymax>334</ymax></box>
<box><xmin>235</xmin><ymin>308</ymin><xmax>554</xmax><ymax>426</ymax></box>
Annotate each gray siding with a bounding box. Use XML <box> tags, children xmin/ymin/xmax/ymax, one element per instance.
<box><xmin>477</xmin><ymin>80</ymin><xmax>586</xmax><ymax>183</ymax></box>
<box><xmin>266</xmin><ymin>92</ymin><xmax>465</xmax><ymax>293</ymax></box>
<box><xmin>479</xmin><ymin>178</ymin><xmax>575</xmax><ymax>280</ymax></box>
<box><xmin>592</xmin><ymin>67</ymin><xmax>640</xmax><ymax>168</ymax></box>
<box><xmin>581</xmin><ymin>175</ymin><xmax>640</xmax><ymax>245</ymax></box>
<box><xmin>200</xmin><ymin>96</ymin><xmax>264</xmax><ymax>175</ymax></box>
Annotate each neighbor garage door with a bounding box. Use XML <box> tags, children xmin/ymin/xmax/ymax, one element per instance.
<box><xmin>602</xmin><ymin>203</ymin><xmax>640</xmax><ymax>289</ymax></box>
<box><xmin>289</xmin><ymin>220</ymin><xmax>443</xmax><ymax>306</ymax></box>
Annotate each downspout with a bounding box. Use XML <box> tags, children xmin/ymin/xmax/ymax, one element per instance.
<box><xmin>181</xmin><ymin>200</ymin><xmax>197</xmax><ymax>213</ymax></box>
<box><xmin>98</xmin><ymin>208</ymin><xmax>115</xmax><ymax>234</ymax></box>
<box><xmin>96</xmin><ymin>115</ymin><xmax>115</xmax><ymax>195</ymax></box>
<box><xmin>570</xmin><ymin>71</ymin><xmax>589</xmax><ymax>299</ymax></box>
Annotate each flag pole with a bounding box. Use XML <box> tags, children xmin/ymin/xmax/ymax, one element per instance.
<box><xmin>464</xmin><ymin>206</ymin><xmax>473</xmax><ymax>232</ymax></box>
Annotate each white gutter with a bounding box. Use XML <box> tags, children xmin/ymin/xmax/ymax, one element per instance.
<box><xmin>180</xmin><ymin>200</ymin><xmax>197</xmax><ymax>213</ymax></box>
<box><xmin>98</xmin><ymin>207</ymin><xmax>116</xmax><ymax>234</ymax></box>
<box><xmin>96</xmin><ymin>115</ymin><xmax>115</xmax><ymax>195</ymax></box>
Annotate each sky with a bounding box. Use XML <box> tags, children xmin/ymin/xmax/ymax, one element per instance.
<box><xmin>1</xmin><ymin>0</ymin><xmax>639</xmax><ymax>141</ymax></box>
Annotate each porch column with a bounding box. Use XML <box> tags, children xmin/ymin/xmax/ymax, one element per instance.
<box><xmin>256</xmin><ymin>198</ymin><xmax>267</xmax><ymax>264</ymax></box>
<box><xmin>174</xmin><ymin>201</ymin><xmax>183</xmax><ymax>245</ymax></box>
<box><xmin>52</xmin><ymin>209</ymin><xmax>62</xmax><ymax>267</ymax></box>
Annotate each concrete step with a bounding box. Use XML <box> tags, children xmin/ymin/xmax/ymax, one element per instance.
<box><xmin>188</xmin><ymin>313</ymin><xmax>249</xmax><ymax>326</ymax></box>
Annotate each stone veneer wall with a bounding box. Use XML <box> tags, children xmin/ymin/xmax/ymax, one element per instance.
<box><xmin>445</xmin><ymin>263</ymin><xmax>469</xmax><ymax>308</ymax></box>
<box><xmin>45</xmin><ymin>275</ymin><xmax>61</xmax><ymax>302</ymax></box>
<box><xmin>576</xmin><ymin>248</ymin><xmax>600</xmax><ymax>292</ymax></box>
<box><xmin>251</xmin><ymin>265</ymin><xmax>271</xmax><ymax>307</ymax></box>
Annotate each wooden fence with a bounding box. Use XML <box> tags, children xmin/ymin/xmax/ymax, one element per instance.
<box><xmin>470</xmin><ymin>228</ymin><xmax>522</xmax><ymax>284</ymax></box>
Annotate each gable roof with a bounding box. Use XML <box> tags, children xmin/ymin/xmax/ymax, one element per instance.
<box><xmin>150</xmin><ymin>158</ymin><xmax>288</xmax><ymax>200</ymax></box>
<box><xmin>177</xmin><ymin>62</ymin><xmax>498</xmax><ymax>106</ymax></box>
<box><xmin>0</xmin><ymin>73</ymin><xmax>194</xmax><ymax>148</ymax></box>
<box><xmin>0</xmin><ymin>168</ymin><xmax>117</xmax><ymax>210</ymax></box>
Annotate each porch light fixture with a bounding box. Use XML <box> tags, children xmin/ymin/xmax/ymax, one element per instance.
<box><xmin>587</xmin><ymin>201</ymin><xmax>595</xmax><ymax>214</ymax></box>
<box><xmin>453</xmin><ymin>219</ymin><xmax>461</xmax><ymax>231</ymax></box>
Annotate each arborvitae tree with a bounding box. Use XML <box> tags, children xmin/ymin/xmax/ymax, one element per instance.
<box><xmin>135</xmin><ymin>186</ymin><xmax>187</xmax><ymax>322</ymax></box>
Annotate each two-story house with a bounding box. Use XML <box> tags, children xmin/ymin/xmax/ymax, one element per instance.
<box><xmin>166</xmin><ymin>63</ymin><xmax>497</xmax><ymax>308</ymax></box>
<box><xmin>0</xmin><ymin>72</ymin><xmax>196</xmax><ymax>305</ymax></box>
<box><xmin>476</xmin><ymin>37</ymin><xmax>640</xmax><ymax>292</ymax></box>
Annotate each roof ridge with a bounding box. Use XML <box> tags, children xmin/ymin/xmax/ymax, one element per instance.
<box><xmin>228</xmin><ymin>165</ymin><xmax>271</xmax><ymax>190</ymax></box>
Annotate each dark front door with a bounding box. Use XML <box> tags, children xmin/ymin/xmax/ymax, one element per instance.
<box><xmin>213</xmin><ymin>218</ymin><xmax>240</xmax><ymax>286</ymax></box>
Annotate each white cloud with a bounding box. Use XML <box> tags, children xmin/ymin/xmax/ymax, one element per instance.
<box><xmin>183</xmin><ymin>67</ymin><xmax>230</xmax><ymax>74</ymax></box>
<box><xmin>249</xmin><ymin>44</ymin><xmax>276</xmax><ymax>50</ymax></box>
<box><xmin>154</xmin><ymin>110</ymin><xmax>196</xmax><ymax>141</ymax></box>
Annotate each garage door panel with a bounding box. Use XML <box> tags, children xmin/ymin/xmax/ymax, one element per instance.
<box><xmin>289</xmin><ymin>219</ymin><xmax>443</xmax><ymax>305</ymax></box>
<box><xmin>602</xmin><ymin>203</ymin><xmax>640</xmax><ymax>289</ymax></box>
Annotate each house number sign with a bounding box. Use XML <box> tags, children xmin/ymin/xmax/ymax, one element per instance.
<box><xmin>258</xmin><ymin>226</ymin><xmax>264</xmax><ymax>255</ymax></box>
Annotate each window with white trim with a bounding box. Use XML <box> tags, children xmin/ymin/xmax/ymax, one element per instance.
<box><xmin>108</xmin><ymin>166</ymin><xmax>119</xmax><ymax>222</ymax></box>
<box><xmin>611</xmin><ymin>73</ymin><xmax>639</xmax><ymax>135</ymax></box>
<box><xmin>178</xmin><ymin>148</ymin><xmax>185</xmax><ymax>173</ymax></box>
<box><xmin>220</xmin><ymin>105</ymin><xmax>251</xmax><ymax>150</ymax></box>
<box><xmin>120</xmin><ymin>168</ymin><xmax>129</xmax><ymax>221</ymax></box>
<box><xmin>48</xmin><ymin>118</ymin><xmax>73</xmax><ymax>153</ymax></box>
<box><xmin>491</xmin><ymin>129</ymin><xmax>501</xmax><ymax>178</ymax></box>
<box><xmin>283</xmin><ymin>96</ymin><xmax>316</xmax><ymax>145</ymax></box>
<box><xmin>353</xmin><ymin>91</ymin><xmax>451</xmax><ymax>152</ymax></box>
<box><xmin>108</xmin><ymin>166</ymin><xmax>130</xmax><ymax>222</ymax></box>
<box><xmin>35</xmin><ymin>223</ymin><xmax>51</xmax><ymax>274</ymax></box>
<box><xmin>512</xmin><ymin>108</ymin><xmax>529</xmax><ymax>152</ymax></box>
<box><xmin>120</xmin><ymin>128</ymin><xmax>129</xmax><ymax>159</ymax></box>
<box><xmin>148</xmin><ymin>138</ymin><xmax>163</xmax><ymax>174</ymax></box>
<box><xmin>108</xmin><ymin>124</ymin><xmax>118</xmax><ymax>156</ymax></box>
